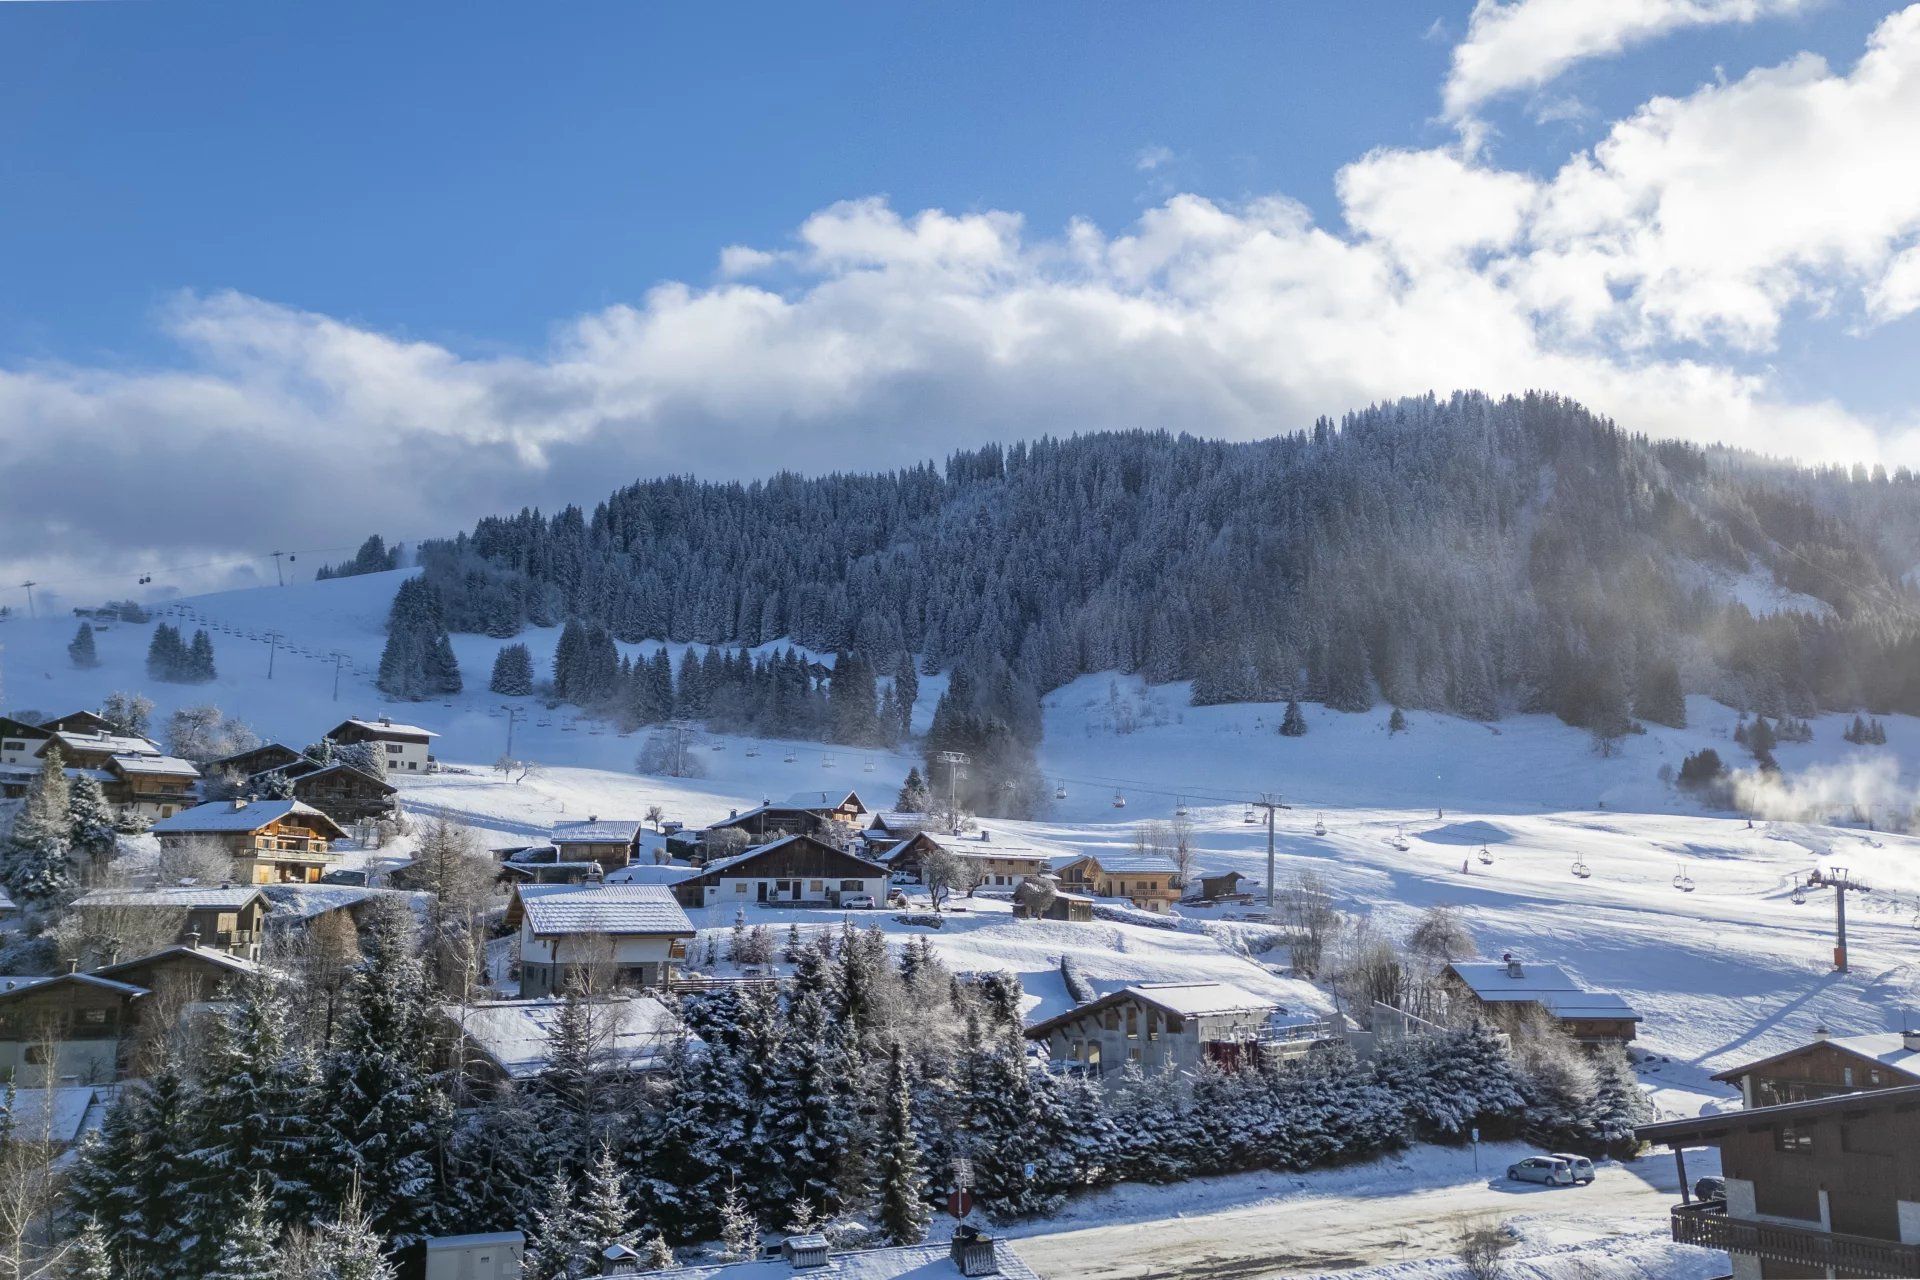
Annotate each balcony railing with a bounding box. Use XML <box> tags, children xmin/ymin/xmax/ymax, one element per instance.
<box><xmin>1671</xmin><ymin>1202</ymin><xmax>1920</xmax><ymax>1278</ymax></box>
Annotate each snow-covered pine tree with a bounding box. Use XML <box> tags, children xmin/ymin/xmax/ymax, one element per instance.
<box><xmin>99</xmin><ymin>690</ymin><xmax>154</xmax><ymax>737</ymax></box>
<box><xmin>188</xmin><ymin>629</ymin><xmax>218</xmax><ymax>682</ymax></box>
<box><xmin>66</xmin><ymin>1098</ymin><xmax>147</xmax><ymax>1266</ymax></box>
<box><xmin>377</xmin><ymin>578</ymin><xmax>462</xmax><ymax>701</ymax></box>
<box><xmin>65</xmin><ymin>770</ymin><xmax>117</xmax><ymax>863</ymax></box>
<box><xmin>1585</xmin><ymin>1046</ymin><xmax>1654</xmax><ymax>1158</ymax></box>
<box><xmin>62</xmin><ymin>1216</ymin><xmax>114</xmax><ymax>1280</ymax></box>
<box><xmin>490</xmin><ymin>643</ymin><xmax>536</xmax><ymax>696</ymax></box>
<box><xmin>206</xmin><ymin>1179</ymin><xmax>281</xmax><ymax>1280</ymax></box>
<box><xmin>576</xmin><ymin>1143</ymin><xmax>635</xmax><ymax>1262</ymax></box>
<box><xmin>892</xmin><ymin>652</ymin><xmax>918</xmax><ymax>739</ymax></box>
<box><xmin>715</xmin><ymin>1184</ymin><xmax>758</xmax><ymax>1263</ymax></box>
<box><xmin>3</xmin><ymin>746</ymin><xmax>73</xmax><ymax>908</ymax></box>
<box><xmin>640</xmin><ymin>1231</ymin><xmax>675</xmax><ymax>1269</ymax></box>
<box><xmin>312</xmin><ymin>1174</ymin><xmax>397</xmax><ymax>1280</ymax></box>
<box><xmin>874</xmin><ymin>1042</ymin><xmax>930</xmax><ymax>1245</ymax></box>
<box><xmin>895</xmin><ymin>767</ymin><xmax>930</xmax><ymax>813</ymax></box>
<box><xmin>68</xmin><ymin>623</ymin><xmax>99</xmax><ymax>669</ymax></box>
<box><xmin>1280</xmin><ymin>697</ymin><xmax>1308</xmax><ymax>737</ymax></box>
<box><xmin>121</xmin><ymin>1059</ymin><xmax>200</xmax><ymax>1277</ymax></box>
<box><xmin>314</xmin><ymin>899</ymin><xmax>451</xmax><ymax>1247</ymax></box>
<box><xmin>758</xmin><ymin>988</ymin><xmax>855</xmax><ymax>1216</ymax></box>
<box><xmin>523</xmin><ymin>1171</ymin><xmax>585</xmax><ymax>1280</ymax></box>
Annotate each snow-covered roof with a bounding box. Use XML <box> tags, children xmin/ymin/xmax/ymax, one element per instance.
<box><xmin>91</xmin><ymin>945</ymin><xmax>261</xmax><ymax>982</ymax></box>
<box><xmin>0</xmin><ymin>1086</ymin><xmax>107</xmax><ymax>1146</ymax></box>
<box><xmin>866</xmin><ymin>811</ymin><xmax>930</xmax><ymax>831</ymax></box>
<box><xmin>150</xmin><ymin>797</ymin><xmax>345</xmax><ymax>837</ymax></box>
<box><xmin>778</xmin><ymin>788</ymin><xmax>866</xmax><ymax>812</ymax></box>
<box><xmin>42</xmin><ymin>730</ymin><xmax>161</xmax><ymax>757</ymax></box>
<box><xmin>108</xmin><ymin>753</ymin><xmax>200</xmax><ymax>777</ymax></box>
<box><xmin>74</xmin><ymin>885</ymin><xmax>265</xmax><ymax>910</ymax></box>
<box><xmin>1125</xmin><ymin>981</ymin><xmax>1279</xmax><ymax>1019</ymax></box>
<box><xmin>622</xmin><ymin>1239</ymin><xmax>1041</xmax><ymax>1280</ymax></box>
<box><xmin>1064</xmin><ymin>852</ymin><xmax>1180</xmax><ymax>875</ymax></box>
<box><xmin>696</xmin><ymin>834</ymin><xmax>889</xmax><ymax>879</ymax></box>
<box><xmin>914</xmin><ymin>832</ymin><xmax>1060</xmax><ymax>863</ymax></box>
<box><xmin>551</xmin><ymin>818</ymin><xmax>645</xmax><ymax>844</ymax></box>
<box><xmin>1712</xmin><ymin>1032</ymin><xmax>1920</xmax><ymax>1083</ymax></box>
<box><xmin>0</xmin><ymin>887</ymin><xmax>15</xmax><ymax>913</ymax></box>
<box><xmin>518</xmin><ymin>885</ymin><xmax>695</xmax><ymax>936</ymax></box>
<box><xmin>260</xmin><ymin>883</ymin><xmax>420</xmax><ymax>923</ymax></box>
<box><xmin>1446</xmin><ymin>960</ymin><xmax>1642</xmax><ymax>1022</ymax></box>
<box><xmin>604</xmin><ymin>863</ymin><xmax>699</xmax><ymax>887</ymax></box>
<box><xmin>288</xmin><ymin>761</ymin><xmax>395</xmax><ymax>791</ymax></box>
<box><xmin>333</xmin><ymin>717</ymin><xmax>438</xmax><ymax>740</ymax></box>
<box><xmin>443</xmin><ymin>994</ymin><xmax>693</xmax><ymax>1079</ymax></box>
<box><xmin>0</xmin><ymin>972</ymin><xmax>148</xmax><ymax>1002</ymax></box>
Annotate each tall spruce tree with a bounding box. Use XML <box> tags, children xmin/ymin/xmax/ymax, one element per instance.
<box><xmin>376</xmin><ymin>577</ymin><xmax>462</xmax><ymax>700</ymax></box>
<box><xmin>66</xmin><ymin>771</ymin><xmax>117</xmax><ymax>863</ymax></box>
<box><xmin>875</xmin><ymin>1042</ymin><xmax>930</xmax><ymax>1245</ymax></box>
<box><xmin>68</xmin><ymin>623</ymin><xmax>99</xmax><ymax>669</ymax></box>
<box><xmin>4</xmin><ymin>747</ymin><xmax>73</xmax><ymax>907</ymax></box>
<box><xmin>206</xmin><ymin>1180</ymin><xmax>280</xmax><ymax>1280</ymax></box>
<box><xmin>490</xmin><ymin>643</ymin><xmax>536</xmax><ymax>696</ymax></box>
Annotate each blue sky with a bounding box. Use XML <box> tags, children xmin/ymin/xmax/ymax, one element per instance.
<box><xmin>2</xmin><ymin>0</ymin><xmax>1918</xmax><ymax>597</ymax></box>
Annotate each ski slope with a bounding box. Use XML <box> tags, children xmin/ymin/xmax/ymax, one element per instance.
<box><xmin>6</xmin><ymin>569</ymin><xmax>1920</xmax><ymax>1107</ymax></box>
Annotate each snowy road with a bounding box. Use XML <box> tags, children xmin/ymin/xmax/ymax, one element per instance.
<box><xmin>1012</xmin><ymin>1146</ymin><xmax>1710</xmax><ymax>1279</ymax></box>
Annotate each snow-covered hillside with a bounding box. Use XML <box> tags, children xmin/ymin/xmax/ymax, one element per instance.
<box><xmin>7</xmin><ymin>569</ymin><xmax>1920</xmax><ymax>1112</ymax></box>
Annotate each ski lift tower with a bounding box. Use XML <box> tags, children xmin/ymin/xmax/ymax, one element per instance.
<box><xmin>1251</xmin><ymin>793</ymin><xmax>1293</xmax><ymax>922</ymax></box>
<box><xmin>1808</xmin><ymin>866</ymin><xmax>1870</xmax><ymax>973</ymax></box>
<box><xmin>936</xmin><ymin>750</ymin><xmax>970</xmax><ymax>834</ymax></box>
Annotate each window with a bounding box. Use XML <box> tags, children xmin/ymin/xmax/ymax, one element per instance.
<box><xmin>386</xmin><ymin>743</ymin><xmax>402</xmax><ymax>753</ymax></box>
<box><xmin>840</xmin><ymin>880</ymin><xmax>862</xmax><ymax>891</ymax></box>
<box><xmin>78</xmin><ymin>1008</ymin><xmax>108</xmax><ymax>1027</ymax></box>
<box><xmin>217</xmin><ymin>912</ymin><xmax>238</xmax><ymax>933</ymax></box>
<box><xmin>734</xmin><ymin>883</ymin><xmax>748</xmax><ymax>894</ymax></box>
<box><xmin>1843</xmin><ymin>1067</ymin><xmax>1855</xmax><ymax>1087</ymax></box>
<box><xmin>808</xmin><ymin>880</ymin><xmax>824</xmax><ymax>894</ymax></box>
<box><xmin>1774</xmin><ymin>1124</ymin><xmax>1813</xmax><ymax>1153</ymax></box>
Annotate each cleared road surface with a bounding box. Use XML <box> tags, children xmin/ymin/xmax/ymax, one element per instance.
<box><xmin>1012</xmin><ymin>1150</ymin><xmax>1701</xmax><ymax>1279</ymax></box>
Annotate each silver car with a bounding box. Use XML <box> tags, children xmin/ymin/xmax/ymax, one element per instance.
<box><xmin>1506</xmin><ymin>1156</ymin><xmax>1575</xmax><ymax>1186</ymax></box>
<box><xmin>1550</xmin><ymin>1153</ymin><xmax>1596</xmax><ymax>1184</ymax></box>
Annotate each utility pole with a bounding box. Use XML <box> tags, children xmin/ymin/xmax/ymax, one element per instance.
<box><xmin>936</xmin><ymin>750</ymin><xmax>970</xmax><ymax>833</ymax></box>
<box><xmin>19</xmin><ymin>582</ymin><xmax>35</xmax><ymax>619</ymax></box>
<box><xmin>1809</xmin><ymin>866</ymin><xmax>1870</xmax><ymax>972</ymax></box>
<box><xmin>264</xmin><ymin>630</ymin><xmax>283</xmax><ymax>680</ymax></box>
<box><xmin>329</xmin><ymin>650</ymin><xmax>349</xmax><ymax>701</ymax></box>
<box><xmin>665</xmin><ymin>719</ymin><xmax>698</xmax><ymax>777</ymax></box>
<box><xmin>270</xmin><ymin>550</ymin><xmax>288</xmax><ymax>586</ymax></box>
<box><xmin>500</xmin><ymin>705</ymin><xmax>526</xmax><ymax>769</ymax></box>
<box><xmin>1251</xmin><ymin>793</ymin><xmax>1293</xmax><ymax>921</ymax></box>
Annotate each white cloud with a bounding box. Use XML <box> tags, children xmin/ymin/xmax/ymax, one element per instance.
<box><xmin>4</xmin><ymin>8</ymin><xmax>1919</xmax><ymax>593</ymax></box>
<box><xmin>1444</xmin><ymin>0</ymin><xmax>1819</xmax><ymax>121</ymax></box>
<box><xmin>1135</xmin><ymin>145</ymin><xmax>1175</xmax><ymax>173</ymax></box>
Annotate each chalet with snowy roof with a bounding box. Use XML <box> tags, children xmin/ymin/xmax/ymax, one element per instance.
<box><xmin>440</xmin><ymin>993</ymin><xmax>693</xmax><ymax>1082</ymax></box>
<box><xmin>1710</xmin><ymin>1029</ymin><xmax>1920</xmax><ymax>1108</ymax></box>
<box><xmin>0</xmin><ymin>716</ymin><xmax>51</xmax><ymax>767</ymax></box>
<box><xmin>1186</xmin><ymin>869</ymin><xmax>1257</xmax><ymax>903</ymax></box>
<box><xmin>549</xmin><ymin>817</ymin><xmax>646</xmax><ymax>872</ymax></box>
<box><xmin>671</xmin><ymin>834</ymin><xmax>889</xmax><ymax>911</ymax></box>
<box><xmin>884</xmin><ymin>830</ymin><xmax>1055</xmax><ymax>891</ymax></box>
<box><xmin>33</xmin><ymin>728</ymin><xmax>163</xmax><ymax>770</ymax></box>
<box><xmin>39</xmin><ymin>710</ymin><xmax>118</xmax><ymax>735</ymax></box>
<box><xmin>1440</xmin><ymin>956</ymin><xmax>1641</xmax><ymax>1044</ymax></box>
<box><xmin>325</xmin><ymin>715</ymin><xmax>438</xmax><ymax>773</ymax></box>
<box><xmin>205</xmin><ymin>741</ymin><xmax>307</xmax><ymax>779</ymax></box>
<box><xmin>861</xmin><ymin>810</ymin><xmax>931</xmax><ymax>853</ymax></box>
<box><xmin>702</xmin><ymin>788</ymin><xmax>870</xmax><ymax>844</ymax></box>
<box><xmin>102</xmin><ymin>752</ymin><xmax>201</xmax><ymax>820</ymax></box>
<box><xmin>497</xmin><ymin>845</ymin><xmax>604</xmax><ymax>887</ymax></box>
<box><xmin>1024</xmin><ymin>981</ymin><xmax>1287</xmax><ymax>1076</ymax></box>
<box><xmin>275</xmin><ymin>759</ymin><xmax>397</xmax><ymax>824</ymax></box>
<box><xmin>90</xmin><ymin>943</ymin><xmax>261</xmax><ymax>1002</ymax></box>
<box><xmin>506</xmin><ymin>884</ymin><xmax>696</xmax><ymax>998</ymax></box>
<box><xmin>1053</xmin><ymin>852</ymin><xmax>1182</xmax><ymax>913</ymax></box>
<box><xmin>150</xmin><ymin>797</ymin><xmax>348</xmax><ymax>884</ymax></box>
<box><xmin>617</xmin><ymin>1230</ymin><xmax>1040</xmax><ymax>1279</ymax></box>
<box><xmin>0</xmin><ymin>972</ymin><xmax>149</xmax><ymax>1085</ymax></box>
<box><xmin>72</xmin><ymin>885</ymin><xmax>270</xmax><ymax>959</ymax></box>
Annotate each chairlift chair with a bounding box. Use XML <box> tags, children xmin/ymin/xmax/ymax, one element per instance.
<box><xmin>822</xmin><ymin>753</ymin><xmax>836</xmax><ymax>770</ymax></box>
<box><xmin>1477</xmin><ymin>845</ymin><xmax>1493</xmax><ymax>865</ymax></box>
<box><xmin>1243</xmin><ymin>804</ymin><xmax>1257</xmax><ymax>824</ymax></box>
<box><xmin>745</xmin><ymin>747</ymin><xmax>760</xmax><ymax>758</ymax></box>
<box><xmin>1313</xmin><ymin>814</ymin><xmax>1327</xmax><ymax>837</ymax></box>
<box><xmin>1054</xmin><ymin>782</ymin><xmax>1067</xmax><ymax>800</ymax></box>
<box><xmin>784</xmin><ymin>751</ymin><xmax>798</xmax><ymax>764</ymax></box>
<box><xmin>1112</xmin><ymin>791</ymin><xmax>1127</xmax><ymax>809</ymax></box>
<box><xmin>1175</xmin><ymin>796</ymin><xmax>1190</xmax><ymax>819</ymax></box>
<box><xmin>1791</xmin><ymin>883</ymin><xmax>1807</xmax><ymax>905</ymax></box>
<box><xmin>1570</xmin><ymin>858</ymin><xmax>1591</xmax><ymax>879</ymax></box>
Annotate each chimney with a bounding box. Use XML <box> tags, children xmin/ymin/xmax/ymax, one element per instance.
<box><xmin>1505</xmin><ymin>957</ymin><xmax>1524</xmax><ymax>979</ymax></box>
<box><xmin>950</xmin><ymin>1226</ymin><xmax>1000</xmax><ymax>1277</ymax></box>
<box><xmin>186</xmin><ymin>930</ymin><xmax>201</xmax><ymax>950</ymax></box>
<box><xmin>600</xmin><ymin>1242</ymin><xmax>642</xmax><ymax>1276</ymax></box>
<box><xmin>379</xmin><ymin>715</ymin><xmax>392</xmax><ymax>726</ymax></box>
<box><xmin>67</xmin><ymin>959</ymin><xmax>78</xmax><ymax>974</ymax></box>
<box><xmin>588</xmin><ymin>814</ymin><xmax>598</xmax><ymax>823</ymax></box>
<box><xmin>1903</xmin><ymin>1027</ymin><xmax>1920</xmax><ymax>1053</ymax></box>
<box><xmin>780</xmin><ymin>1235</ymin><xmax>829</xmax><ymax>1271</ymax></box>
<box><xmin>1814</xmin><ymin>1022</ymin><xmax>1831</xmax><ymax>1041</ymax></box>
<box><xmin>232</xmin><ymin>797</ymin><xmax>247</xmax><ymax>811</ymax></box>
<box><xmin>980</xmin><ymin>830</ymin><xmax>991</xmax><ymax>843</ymax></box>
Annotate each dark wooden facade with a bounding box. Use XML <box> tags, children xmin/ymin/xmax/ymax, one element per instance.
<box><xmin>283</xmin><ymin>762</ymin><xmax>396</xmax><ymax>824</ymax></box>
<box><xmin>1715</xmin><ymin>1039</ymin><xmax>1920</xmax><ymax>1109</ymax></box>
<box><xmin>673</xmin><ymin>835</ymin><xmax>889</xmax><ymax>908</ymax></box>
<box><xmin>208</xmin><ymin>742</ymin><xmax>307</xmax><ymax>779</ymax></box>
<box><xmin>1643</xmin><ymin>1084</ymin><xmax>1920</xmax><ymax>1278</ymax></box>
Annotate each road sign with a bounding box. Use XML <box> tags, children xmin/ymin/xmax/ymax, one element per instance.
<box><xmin>1023</xmin><ymin>1162</ymin><xmax>1035</xmax><ymax>1180</ymax></box>
<box><xmin>947</xmin><ymin>1189</ymin><xmax>973</xmax><ymax>1218</ymax></box>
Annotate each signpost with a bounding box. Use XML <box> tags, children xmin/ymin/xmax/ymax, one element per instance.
<box><xmin>1471</xmin><ymin>1126</ymin><xmax>1480</xmax><ymax>1172</ymax></box>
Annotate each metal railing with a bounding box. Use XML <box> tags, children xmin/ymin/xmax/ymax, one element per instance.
<box><xmin>1671</xmin><ymin>1202</ymin><xmax>1920</xmax><ymax>1278</ymax></box>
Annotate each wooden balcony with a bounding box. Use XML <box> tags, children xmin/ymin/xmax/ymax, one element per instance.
<box><xmin>1671</xmin><ymin>1201</ymin><xmax>1920</xmax><ymax>1278</ymax></box>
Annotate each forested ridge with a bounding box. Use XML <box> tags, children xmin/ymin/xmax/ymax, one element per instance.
<box><xmin>418</xmin><ymin>391</ymin><xmax>1920</xmax><ymax>727</ymax></box>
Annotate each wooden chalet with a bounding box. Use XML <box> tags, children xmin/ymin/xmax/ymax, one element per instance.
<box><xmin>1054</xmin><ymin>852</ymin><xmax>1182</xmax><ymax>913</ymax></box>
<box><xmin>279</xmin><ymin>760</ymin><xmax>397</xmax><ymax>824</ymax></box>
<box><xmin>672</xmin><ymin>834</ymin><xmax>889</xmax><ymax>910</ymax></box>
<box><xmin>32</xmin><ymin>728</ymin><xmax>163</xmax><ymax>770</ymax></box>
<box><xmin>1642</xmin><ymin>1084</ymin><xmax>1920</xmax><ymax>1278</ymax></box>
<box><xmin>102</xmin><ymin>753</ymin><xmax>201</xmax><ymax>820</ymax></box>
<box><xmin>325</xmin><ymin>716</ymin><xmax>437</xmax><ymax>773</ymax></box>
<box><xmin>90</xmin><ymin>944</ymin><xmax>260</xmax><ymax>1003</ymax></box>
<box><xmin>549</xmin><ymin>818</ymin><xmax>645</xmax><ymax>872</ymax></box>
<box><xmin>205</xmin><ymin>742</ymin><xmax>308</xmax><ymax>779</ymax></box>
<box><xmin>149</xmin><ymin>798</ymin><xmax>348</xmax><ymax>884</ymax></box>
<box><xmin>39</xmin><ymin>710</ymin><xmax>118</xmax><ymax>735</ymax></box>
<box><xmin>1712</xmin><ymin>1030</ymin><xmax>1920</xmax><ymax>1108</ymax></box>
<box><xmin>885</xmin><ymin>830</ymin><xmax>1055</xmax><ymax>891</ymax></box>
<box><xmin>1440</xmin><ymin>956</ymin><xmax>1641</xmax><ymax>1044</ymax></box>
<box><xmin>0</xmin><ymin>972</ymin><xmax>148</xmax><ymax>1085</ymax></box>
<box><xmin>0</xmin><ymin>716</ymin><xmax>52</xmax><ymax>768</ymax></box>
<box><xmin>71</xmin><ymin>885</ymin><xmax>270</xmax><ymax>959</ymax></box>
<box><xmin>702</xmin><ymin>788</ymin><xmax>869</xmax><ymax>844</ymax></box>
<box><xmin>1024</xmin><ymin>982</ymin><xmax>1286</xmax><ymax>1075</ymax></box>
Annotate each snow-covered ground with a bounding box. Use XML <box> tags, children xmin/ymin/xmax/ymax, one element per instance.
<box><xmin>15</xmin><ymin>569</ymin><xmax>1920</xmax><ymax>1275</ymax></box>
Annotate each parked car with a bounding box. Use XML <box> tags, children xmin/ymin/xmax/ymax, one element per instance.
<box><xmin>1506</xmin><ymin>1156</ymin><xmax>1575</xmax><ymax>1186</ymax></box>
<box><xmin>841</xmin><ymin>893</ymin><xmax>877</xmax><ymax>909</ymax></box>
<box><xmin>1549</xmin><ymin>1153</ymin><xmax>1596</xmax><ymax>1184</ymax></box>
<box><xmin>1693</xmin><ymin>1175</ymin><xmax>1727</xmax><ymax>1202</ymax></box>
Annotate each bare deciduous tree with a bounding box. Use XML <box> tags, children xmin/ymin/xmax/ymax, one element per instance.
<box><xmin>1455</xmin><ymin>1217</ymin><xmax>1514</xmax><ymax>1280</ymax></box>
<box><xmin>920</xmin><ymin>844</ymin><xmax>981</xmax><ymax>911</ymax></box>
